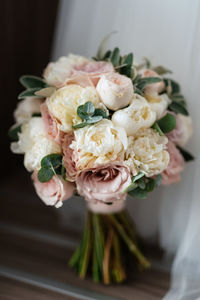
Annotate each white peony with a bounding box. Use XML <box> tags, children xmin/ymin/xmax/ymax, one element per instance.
<box><xmin>96</xmin><ymin>72</ymin><xmax>133</xmax><ymax>110</ymax></box>
<box><xmin>11</xmin><ymin>117</ymin><xmax>61</xmax><ymax>172</ymax></box>
<box><xmin>70</xmin><ymin>119</ymin><xmax>128</xmax><ymax>170</ymax></box>
<box><xmin>145</xmin><ymin>93</ymin><xmax>171</xmax><ymax>119</ymax></box>
<box><xmin>124</xmin><ymin>128</ymin><xmax>169</xmax><ymax>177</ymax></box>
<box><xmin>112</xmin><ymin>94</ymin><xmax>156</xmax><ymax>136</ymax></box>
<box><xmin>43</xmin><ymin>54</ymin><xmax>90</xmax><ymax>88</ymax></box>
<box><xmin>46</xmin><ymin>84</ymin><xmax>107</xmax><ymax>132</ymax></box>
<box><xmin>14</xmin><ymin>97</ymin><xmax>43</xmax><ymax>124</ymax></box>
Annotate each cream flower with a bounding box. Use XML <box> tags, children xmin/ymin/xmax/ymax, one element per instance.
<box><xmin>124</xmin><ymin>128</ymin><xmax>169</xmax><ymax>177</ymax></box>
<box><xmin>14</xmin><ymin>97</ymin><xmax>43</xmax><ymax>124</ymax></box>
<box><xmin>70</xmin><ymin>119</ymin><xmax>128</xmax><ymax>170</ymax></box>
<box><xmin>46</xmin><ymin>84</ymin><xmax>107</xmax><ymax>132</ymax></box>
<box><xmin>43</xmin><ymin>54</ymin><xmax>90</xmax><ymax>88</ymax></box>
<box><xmin>11</xmin><ymin>117</ymin><xmax>61</xmax><ymax>172</ymax></box>
<box><xmin>112</xmin><ymin>94</ymin><xmax>156</xmax><ymax>136</ymax></box>
<box><xmin>145</xmin><ymin>93</ymin><xmax>171</xmax><ymax>119</ymax></box>
<box><xmin>96</xmin><ymin>72</ymin><xmax>133</xmax><ymax>110</ymax></box>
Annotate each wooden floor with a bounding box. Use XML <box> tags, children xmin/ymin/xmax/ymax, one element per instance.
<box><xmin>0</xmin><ymin>171</ymin><xmax>170</xmax><ymax>300</ymax></box>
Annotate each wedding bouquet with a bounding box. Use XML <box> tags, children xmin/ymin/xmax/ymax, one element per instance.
<box><xmin>9</xmin><ymin>38</ymin><xmax>194</xmax><ymax>284</ymax></box>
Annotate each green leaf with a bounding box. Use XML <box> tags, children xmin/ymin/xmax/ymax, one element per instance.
<box><xmin>132</xmin><ymin>172</ymin><xmax>145</xmax><ymax>182</ymax></box>
<box><xmin>164</xmin><ymin>78</ymin><xmax>180</xmax><ymax>94</ymax></box>
<box><xmin>155</xmin><ymin>174</ymin><xmax>162</xmax><ymax>186</ymax></box>
<box><xmin>170</xmin><ymin>93</ymin><xmax>187</xmax><ymax>107</ymax></box>
<box><xmin>120</xmin><ymin>53</ymin><xmax>134</xmax><ymax>78</ymax></box>
<box><xmin>168</xmin><ymin>101</ymin><xmax>189</xmax><ymax>116</ymax></box>
<box><xmin>86</xmin><ymin>116</ymin><xmax>102</xmax><ymax>124</ymax></box>
<box><xmin>20</xmin><ymin>75</ymin><xmax>47</xmax><ymax>89</ymax></box>
<box><xmin>18</xmin><ymin>87</ymin><xmax>42</xmax><ymax>99</ymax></box>
<box><xmin>145</xmin><ymin>178</ymin><xmax>155</xmax><ymax>192</ymax></box>
<box><xmin>177</xmin><ymin>147</ymin><xmax>195</xmax><ymax>162</ymax></box>
<box><xmin>136</xmin><ymin>77</ymin><xmax>162</xmax><ymax>91</ymax></box>
<box><xmin>137</xmin><ymin>177</ymin><xmax>146</xmax><ymax>190</ymax></box>
<box><xmin>128</xmin><ymin>187</ymin><xmax>147</xmax><ymax>199</ymax></box>
<box><xmin>153</xmin><ymin>66</ymin><xmax>172</xmax><ymax>75</ymax></box>
<box><xmin>144</xmin><ymin>57</ymin><xmax>151</xmax><ymax>68</ymax></box>
<box><xmin>157</xmin><ymin>113</ymin><xmax>176</xmax><ymax>133</ymax></box>
<box><xmin>72</xmin><ymin>122</ymin><xmax>88</xmax><ymax>129</ymax></box>
<box><xmin>41</xmin><ymin>153</ymin><xmax>62</xmax><ymax>169</ymax></box>
<box><xmin>111</xmin><ymin>47</ymin><xmax>120</xmax><ymax>67</ymax></box>
<box><xmin>8</xmin><ymin>124</ymin><xmax>21</xmax><ymax>141</ymax></box>
<box><xmin>103</xmin><ymin>50</ymin><xmax>112</xmax><ymax>60</ymax></box>
<box><xmin>152</xmin><ymin>122</ymin><xmax>164</xmax><ymax>136</ymax></box>
<box><xmin>77</xmin><ymin>102</ymin><xmax>95</xmax><ymax>120</ymax></box>
<box><xmin>32</xmin><ymin>113</ymin><xmax>41</xmax><ymax>117</ymax></box>
<box><xmin>61</xmin><ymin>165</ymin><xmax>67</xmax><ymax>181</ymax></box>
<box><xmin>93</xmin><ymin>108</ymin><xmax>108</xmax><ymax>118</ymax></box>
<box><xmin>37</xmin><ymin>167</ymin><xmax>54</xmax><ymax>183</ymax></box>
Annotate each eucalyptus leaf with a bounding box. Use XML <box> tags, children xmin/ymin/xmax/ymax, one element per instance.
<box><xmin>8</xmin><ymin>124</ymin><xmax>21</xmax><ymax>141</ymax></box>
<box><xmin>164</xmin><ymin>78</ymin><xmax>180</xmax><ymax>94</ymax></box>
<box><xmin>169</xmin><ymin>101</ymin><xmax>189</xmax><ymax>116</ymax></box>
<box><xmin>155</xmin><ymin>174</ymin><xmax>162</xmax><ymax>186</ymax></box>
<box><xmin>35</xmin><ymin>87</ymin><xmax>56</xmax><ymax>98</ymax></box>
<box><xmin>120</xmin><ymin>53</ymin><xmax>134</xmax><ymax>77</ymax></box>
<box><xmin>77</xmin><ymin>102</ymin><xmax>95</xmax><ymax>120</ymax></box>
<box><xmin>136</xmin><ymin>77</ymin><xmax>162</xmax><ymax>91</ymax></box>
<box><xmin>18</xmin><ymin>87</ymin><xmax>42</xmax><ymax>99</ymax></box>
<box><xmin>38</xmin><ymin>167</ymin><xmax>54</xmax><ymax>183</ymax></box>
<box><xmin>20</xmin><ymin>75</ymin><xmax>46</xmax><ymax>89</ymax></box>
<box><xmin>86</xmin><ymin>116</ymin><xmax>102</xmax><ymax>124</ymax></box>
<box><xmin>73</xmin><ymin>122</ymin><xmax>88</xmax><ymax>129</ymax></box>
<box><xmin>41</xmin><ymin>153</ymin><xmax>62</xmax><ymax>169</ymax></box>
<box><xmin>145</xmin><ymin>179</ymin><xmax>155</xmax><ymax>192</ymax></box>
<box><xmin>93</xmin><ymin>108</ymin><xmax>108</xmax><ymax>118</ymax></box>
<box><xmin>133</xmin><ymin>172</ymin><xmax>145</xmax><ymax>182</ymax></box>
<box><xmin>128</xmin><ymin>187</ymin><xmax>147</xmax><ymax>199</ymax></box>
<box><xmin>157</xmin><ymin>113</ymin><xmax>176</xmax><ymax>133</ymax></box>
<box><xmin>177</xmin><ymin>147</ymin><xmax>195</xmax><ymax>162</ymax></box>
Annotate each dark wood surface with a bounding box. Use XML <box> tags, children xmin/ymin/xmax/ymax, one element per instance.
<box><xmin>0</xmin><ymin>171</ymin><xmax>170</xmax><ymax>300</ymax></box>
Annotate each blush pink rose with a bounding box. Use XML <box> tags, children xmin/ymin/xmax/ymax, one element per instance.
<box><xmin>166</xmin><ymin>112</ymin><xmax>193</xmax><ymax>147</ymax></box>
<box><xmin>41</xmin><ymin>103</ymin><xmax>64</xmax><ymax>145</ymax></box>
<box><xmin>62</xmin><ymin>132</ymin><xmax>78</xmax><ymax>181</ymax></box>
<box><xmin>162</xmin><ymin>141</ymin><xmax>185</xmax><ymax>185</ymax></box>
<box><xmin>69</xmin><ymin>61</ymin><xmax>115</xmax><ymax>87</ymax></box>
<box><xmin>139</xmin><ymin>69</ymin><xmax>165</xmax><ymax>95</ymax></box>
<box><xmin>76</xmin><ymin>163</ymin><xmax>131</xmax><ymax>209</ymax></box>
<box><xmin>32</xmin><ymin>171</ymin><xmax>75</xmax><ymax>208</ymax></box>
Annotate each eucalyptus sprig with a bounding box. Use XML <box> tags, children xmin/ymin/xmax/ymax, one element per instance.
<box><xmin>126</xmin><ymin>173</ymin><xmax>162</xmax><ymax>199</ymax></box>
<box><xmin>37</xmin><ymin>154</ymin><xmax>64</xmax><ymax>183</ymax></box>
<box><xmin>73</xmin><ymin>102</ymin><xmax>108</xmax><ymax>129</ymax></box>
<box><xmin>18</xmin><ymin>75</ymin><xmax>48</xmax><ymax>100</ymax></box>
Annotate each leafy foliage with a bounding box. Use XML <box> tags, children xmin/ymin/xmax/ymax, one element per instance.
<box><xmin>127</xmin><ymin>173</ymin><xmax>162</xmax><ymax>199</ymax></box>
<box><xmin>37</xmin><ymin>154</ymin><xmax>63</xmax><ymax>182</ymax></box>
<box><xmin>8</xmin><ymin>124</ymin><xmax>22</xmax><ymax>141</ymax></box>
<box><xmin>177</xmin><ymin>147</ymin><xmax>195</xmax><ymax>162</ymax></box>
<box><xmin>73</xmin><ymin>102</ymin><xmax>108</xmax><ymax>129</ymax></box>
<box><xmin>132</xmin><ymin>75</ymin><xmax>162</xmax><ymax>96</ymax></box>
<box><xmin>18</xmin><ymin>75</ymin><xmax>48</xmax><ymax>100</ymax></box>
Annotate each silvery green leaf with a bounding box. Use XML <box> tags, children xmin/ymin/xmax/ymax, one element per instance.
<box><xmin>20</xmin><ymin>75</ymin><xmax>47</xmax><ymax>89</ymax></box>
<box><xmin>41</xmin><ymin>154</ymin><xmax>62</xmax><ymax>170</ymax></box>
<box><xmin>18</xmin><ymin>87</ymin><xmax>42</xmax><ymax>99</ymax></box>
<box><xmin>73</xmin><ymin>122</ymin><xmax>88</xmax><ymax>129</ymax></box>
<box><xmin>86</xmin><ymin>115</ymin><xmax>102</xmax><ymax>124</ymax></box>
<box><xmin>129</xmin><ymin>187</ymin><xmax>147</xmax><ymax>199</ymax></box>
<box><xmin>133</xmin><ymin>172</ymin><xmax>145</xmax><ymax>182</ymax></box>
<box><xmin>94</xmin><ymin>108</ymin><xmax>108</xmax><ymax>118</ymax></box>
<box><xmin>155</xmin><ymin>174</ymin><xmax>162</xmax><ymax>186</ymax></box>
<box><xmin>111</xmin><ymin>47</ymin><xmax>120</xmax><ymax>67</ymax></box>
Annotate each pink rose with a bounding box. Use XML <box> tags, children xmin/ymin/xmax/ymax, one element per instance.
<box><xmin>76</xmin><ymin>163</ymin><xmax>131</xmax><ymax>206</ymax></box>
<box><xmin>139</xmin><ymin>69</ymin><xmax>165</xmax><ymax>95</ymax></box>
<box><xmin>70</xmin><ymin>61</ymin><xmax>115</xmax><ymax>87</ymax></box>
<box><xmin>162</xmin><ymin>141</ymin><xmax>185</xmax><ymax>185</ymax></box>
<box><xmin>41</xmin><ymin>103</ymin><xmax>64</xmax><ymax>145</ymax></box>
<box><xmin>62</xmin><ymin>132</ymin><xmax>78</xmax><ymax>181</ymax></box>
<box><xmin>32</xmin><ymin>171</ymin><xmax>75</xmax><ymax>208</ymax></box>
<box><xmin>166</xmin><ymin>112</ymin><xmax>193</xmax><ymax>147</ymax></box>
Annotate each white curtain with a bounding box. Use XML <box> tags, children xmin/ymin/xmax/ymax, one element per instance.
<box><xmin>52</xmin><ymin>0</ymin><xmax>200</xmax><ymax>298</ymax></box>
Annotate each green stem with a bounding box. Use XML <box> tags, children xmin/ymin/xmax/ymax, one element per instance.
<box><xmin>112</xmin><ymin>230</ymin><xmax>126</xmax><ymax>283</ymax></box>
<box><xmin>93</xmin><ymin>214</ymin><xmax>105</xmax><ymax>276</ymax></box>
<box><xmin>68</xmin><ymin>244</ymin><xmax>81</xmax><ymax>268</ymax></box>
<box><xmin>107</xmin><ymin>215</ymin><xmax>150</xmax><ymax>268</ymax></box>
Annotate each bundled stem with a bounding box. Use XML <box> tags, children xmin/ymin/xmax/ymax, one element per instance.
<box><xmin>69</xmin><ymin>209</ymin><xmax>150</xmax><ymax>284</ymax></box>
